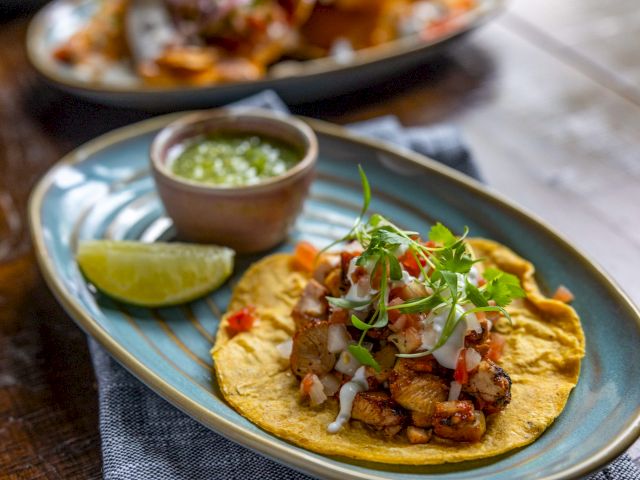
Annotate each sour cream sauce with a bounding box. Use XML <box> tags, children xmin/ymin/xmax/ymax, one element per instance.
<box><xmin>327</xmin><ymin>366</ymin><xmax>369</xmax><ymax>433</ymax></box>
<box><xmin>421</xmin><ymin>304</ymin><xmax>480</xmax><ymax>369</ymax></box>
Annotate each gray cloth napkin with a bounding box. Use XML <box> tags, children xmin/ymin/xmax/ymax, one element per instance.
<box><xmin>88</xmin><ymin>91</ymin><xmax>639</xmax><ymax>480</ymax></box>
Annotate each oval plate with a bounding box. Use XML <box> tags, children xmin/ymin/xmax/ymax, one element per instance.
<box><xmin>27</xmin><ymin>0</ymin><xmax>503</xmax><ymax>110</ymax></box>
<box><xmin>29</xmin><ymin>114</ymin><xmax>640</xmax><ymax>479</ymax></box>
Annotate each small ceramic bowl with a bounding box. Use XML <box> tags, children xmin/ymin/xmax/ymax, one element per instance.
<box><xmin>150</xmin><ymin>108</ymin><xmax>318</xmax><ymax>253</ymax></box>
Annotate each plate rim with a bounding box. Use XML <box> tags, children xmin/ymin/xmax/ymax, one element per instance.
<box><xmin>28</xmin><ymin>112</ymin><xmax>640</xmax><ymax>479</ymax></box>
<box><xmin>26</xmin><ymin>0</ymin><xmax>505</xmax><ymax>96</ymax></box>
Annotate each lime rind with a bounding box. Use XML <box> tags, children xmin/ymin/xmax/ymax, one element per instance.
<box><xmin>76</xmin><ymin>240</ymin><xmax>235</xmax><ymax>307</ymax></box>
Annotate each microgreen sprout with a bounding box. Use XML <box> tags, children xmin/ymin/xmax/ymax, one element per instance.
<box><xmin>323</xmin><ymin>167</ymin><xmax>526</xmax><ymax>367</ymax></box>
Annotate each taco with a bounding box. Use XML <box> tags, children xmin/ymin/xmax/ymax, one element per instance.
<box><xmin>212</xmin><ymin>174</ymin><xmax>584</xmax><ymax>465</ymax></box>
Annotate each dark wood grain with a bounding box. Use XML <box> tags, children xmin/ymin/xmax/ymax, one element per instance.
<box><xmin>1</xmin><ymin>1</ymin><xmax>639</xmax><ymax>476</ymax></box>
<box><xmin>0</xmin><ymin>18</ymin><xmax>102</xmax><ymax>480</ymax></box>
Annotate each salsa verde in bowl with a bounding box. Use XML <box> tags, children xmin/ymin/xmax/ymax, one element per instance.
<box><xmin>151</xmin><ymin>108</ymin><xmax>318</xmax><ymax>253</ymax></box>
<box><xmin>171</xmin><ymin>133</ymin><xmax>302</xmax><ymax>187</ymax></box>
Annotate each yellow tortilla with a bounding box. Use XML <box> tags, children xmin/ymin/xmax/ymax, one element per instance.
<box><xmin>212</xmin><ymin>239</ymin><xmax>585</xmax><ymax>464</ymax></box>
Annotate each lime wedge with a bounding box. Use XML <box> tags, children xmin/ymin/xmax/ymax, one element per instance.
<box><xmin>76</xmin><ymin>240</ymin><xmax>234</xmax><ymax>307</ymax></box>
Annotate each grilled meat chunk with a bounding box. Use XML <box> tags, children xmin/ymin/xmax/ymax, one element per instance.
<box><xmin>393</xmin><ymin>280</ymin><xmax>429</xmax><ymax>301</ymax></box>
<box><xmin>312</xmin><ymin>253</ymin><xmax>344</xmax><ymax>297</ymax></box>
<box><xmin>290</xmin><ymin>321</ymin><xmax>336</xmax><ymax>377</ymax></box>
<box><xmin>394</xmin><ymin>356</ymin><xmax>439</xmax><ymax>375</ymax></box>
<box><xmin>388</xmin><ymin>326</ymin><xmax>422</xmax><ymax>354</ymax></box>
<box><xmin>406</xmin><ymin>426</ymin><xmax>432</xmax><ymax>444</ymax></box>
<box><xmin>463</xmin><ymin>359</ymin><xmax>511</xmax><ymax>413</ymax></box>
<box><xmin>465</xmin><ymin>315</ymin><xmax>491</xmax><ymax>348</ymax></box>
<box><xmin>291</xmin><ymin>279</ymin><xmax>329</xmax><ymax>328</ymax></box>
<box><xmin>351</xmin><ymin>391</ymin><xmax>407</xmax><ymax>433</ymax></box>
<box><xmin>410</xmin><ymin>411</ymin><xmax>432</xmax><ymax>428</ymax></box>
<box><xmin>389</xmin><ymin>367</ymin><xmax>448</xmax><ymax>428</ymax></box>
<box><xmin>312</xmin><ymin>253</ymin><xmax>340</xmax><ymax>283</ymax></box>
<box><xmin>433</xmin><ymin>400</ymin><xmax>486</xmax><ymax>442</ymax></box>
<box><xmin>375</xmin><ymin>343</ymin><xmax>399</xmax><ymax>370</ymax></box>
<box><xmin>323</xmin><ymin>267</ymin><xmax>344</xmax><ymax>297</ymax></box>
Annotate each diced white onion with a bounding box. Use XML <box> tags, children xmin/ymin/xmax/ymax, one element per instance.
<box><xmin>465</xmin><ymin>311</ymin><xmax>482</xmax><ymax>334</ymax></box>
<box><xmin>335</xmin><ymin>350</ymin><xmax>361</xmax><ymax>376</ymax></box>
<box><xmin>309</xmin><ymin>375</ymin><xmax>328</xmax><ymax>406</ymax></box>
<box><xmin>275</xmin><ymin>338</ymin><xmax>293</xmax><ymax>359</ymax></box>
<box><xmin>465</xmin><ymin>348</ymin><xmax>482</xmax><ymax>371</ymax></box>
<box><xmin>344</xmin><ymin>257</ymin><xmax>377</xmax><ymax>305</ymax></box>
<box><xmin>420</xmin><ymin>325</ymin><xmax>438</xmax><ymax>349</ymax></box>
<box><xmin>448</xmin><ymin>381</ymin><xmax>462</xmax><ymax>401</ymax></box>
<box><xmin>328</xmin><ymin>324</ymin><xmax>350</xmax><ymax>353</ymax></box>
<box><xmin>320</xmin><ymin>374</ymin><xmax>341</xmax><ymax>397</ymax></box>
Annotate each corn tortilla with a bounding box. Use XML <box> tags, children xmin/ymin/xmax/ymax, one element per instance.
<box><xmin>212</xmin><ymin>239</ymin><xmax>585</xmax><ymax>464</ymax></box>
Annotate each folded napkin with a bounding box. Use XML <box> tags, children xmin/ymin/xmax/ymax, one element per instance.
<box><xmin>88</xmin><ymin>91</ymin><xmax>639</xmax><ymax>479</ymax></box>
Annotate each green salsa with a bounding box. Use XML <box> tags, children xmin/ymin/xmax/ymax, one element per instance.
<box><xmin>171</xmin><ymin>133</ymin><xmax>301</xmax><ymax>186</ymax></box>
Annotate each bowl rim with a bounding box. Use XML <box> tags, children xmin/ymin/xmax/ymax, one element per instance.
<box><xmin>150</xmin><ymin>107</ymin><xmax>318</xmax><ymax>195</ymax></box>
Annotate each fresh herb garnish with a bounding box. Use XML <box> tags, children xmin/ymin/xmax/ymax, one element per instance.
<box><xmin>324</xmin><ymin>167</ymin><xmax>525</xmax><ymax>365</ymax></box>
<box><xmin>482</xmin><ymin>268</ymin><xmax>526</xmax><ymax>306</ymax></box>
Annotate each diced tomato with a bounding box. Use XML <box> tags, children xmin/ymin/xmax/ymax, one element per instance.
<box><xmin>389</xmin><ymin>287</ymin><xmax>403</xmax><ymax>298</ymax></box>
<box><xmin>399</xmin><ymin>250</ymin><xmax>427</xmax><ymax>277</ymax></box>
<box><xmin>293</xmin><ymin>241</ymin><xmax>318</xmax><ymax>273</ymax></box>
<box><xmin>477</xmin><ymin>277</ymin><xmax>487</xmax><ymax>287</ymax></box>
<box><xmin>370</xmin><ymin>262</ymin><xmax>387</xmax><ymax>290</ymax></box>
<box><xmin>328</xmin><ymin>308</ymin><xmax>349</xmax><ymax>324</ymax></box>
<box><xmin>227</xmin><ymin>306</ymin><xmax>256</xmax><ymax>334</ymax></box>
<box><xmin>423</xmin><ymin>240</ymin><xmax>437</xmax><ymax>248</ymax></box>
<box><xmin>350</xmin><ymin>265</ymin><xmax>368</xmax><ymax>284</ymax></box>
<box><xmin>553</xmin><ymin>285</ymin><xmax>574</xmax><ymax>303</ymax></box>
<box><xmin>486</xmin><ymin>333</ymin><xmax>505</xmax><ymax>362</ymax></box>
<box><xmin>454</xmin><ymin>349</ymin><xmax>469</xmax><ymax>384</ymax></box>
<box><xmin>339</xmin><ymin>249</ymin><xmax>358</xmax><ymax>272</ymax></box>
<box><xmin>300</xmin><ymin>372</ymin><xmax>315</xmax><ymax>396</ymax></box>
<box><xmin>389</xmin><ymin>314</ymin><xmax>408</xmax><ymax>332</ymax></box>
<box><xmin>410</xmin><ymin>355</ymin><xmax>437</xmax><ymax>373</ymax></box>
<box><xmin>387</xmin><ymin>297</ymin><xmax>404</xmax><ymax>323</ymax></box>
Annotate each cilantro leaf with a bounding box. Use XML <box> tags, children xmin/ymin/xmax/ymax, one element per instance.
<box><xmin>440</xmin><ymin>271</ymin><xmax>460</xmax><ymax>298</ymax></box>
<box><xmin>387</xmin><ymin>255</ymin><xmax>403</xmax><ymax>281</ymax></box>
<box><xmin>428</xmin><ymin>222</ymin><xmax>457</xmax><ymax>246</ymax></box>
<box><xmin>432</xmin><ymin>239</ymin><xmax>477</xmax><ymax>274</ymax></box>
<box><xmin>482</xmin><ymin>267</ymin><xmax>502</xmax><ymax>282</ymax></box>
<box><xmin>483</xmin><ymin>268</ymin><xmax>525</xmax><ymax>306</ymax></box>
<box><xmin>465</xmin><ymin>280</ymin><xmax>489</xmax><ymax>307</ymax></box>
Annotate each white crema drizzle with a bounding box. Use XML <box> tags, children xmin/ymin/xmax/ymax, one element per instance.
<box><xmin>327</xmin><ymin>366</ymin><xmax>369</xmax><ymax>433</ymax></box>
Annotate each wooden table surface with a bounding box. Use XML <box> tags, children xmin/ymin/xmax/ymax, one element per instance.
<box><xmin>1</xmin><ymin>1</ymin><xmax>639</xmax><ymax>478</ymax></box>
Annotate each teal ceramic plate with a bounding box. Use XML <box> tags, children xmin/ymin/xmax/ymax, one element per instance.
<box><xmin>29</xmin><ymin>114</ymin><xmax>640</xmax><ymax>479</ymax></box>
<box><xmin>27</xmin><ymin>0</ymin><xmax>503</xmax><ymax>110</ymax></box>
